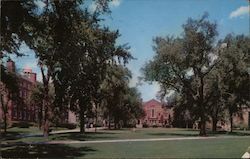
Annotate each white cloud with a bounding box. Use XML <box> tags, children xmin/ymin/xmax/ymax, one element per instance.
<box><xmin>36</xmin><ymin>73</ymin><xmax>43</xmax><ymax>82</ymax></box>
<box><xmin>110</xmin><ymin>0</ymin><xmax>121</xmax><ymax>8</ymax></box>
<box><xmin>89</xmin><ymin>0</ymin><xmax>121</xmax><ymax>13</ymax></box>
<box><xmin>35</xmin><ymin>0</ymin><xmax>46</xmax><ymax>9</ymax></box>
<box><xmin>129</xmin><ymin>75</ymin><xmax>138</xmax><ymax>87</ymax></box>
<box><xmin>229</xmin><ymin>6</ymin><xmax>249</xmax><ymax>19</ymax></box>
<box><xmin>89</xmin><ymin>2</ymin><xmax>97</xmax><ymax>13</ymax></box>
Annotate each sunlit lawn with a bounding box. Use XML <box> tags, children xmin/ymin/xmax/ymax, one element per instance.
<box><xmin>2</xmin><ymin>137</ymin><xmax>250</xmax><ymax>158</ymax></box>
<box><xmin>1</xmin><ymin>127</ymin><xmax>250</xmax><ymax>158</ymax></box>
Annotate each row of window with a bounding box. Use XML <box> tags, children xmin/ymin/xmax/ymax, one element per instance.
<box><xmin>19</xmin><ymin>80</ymin><xmax>32</xmax><ymax>90</ymax></box>
<box><xmin>12</xmin><ymin>108</ymin><xmax>37</xmax><ymax>122</ymax></box>
<box><xmin>146</xmin><ymin>109</ymin><xmax>168</xmax><ymax>118</ymax></box>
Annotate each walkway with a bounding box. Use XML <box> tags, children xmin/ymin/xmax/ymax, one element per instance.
<box><xmin>49</xmin><ymin>136</ymin><xmax>218</xmax><ymax>144</ymax></box>
<box><xmin>3</xmin><ymin>135</ymin><xmax>250</xmax><ymax>145</ymax></box>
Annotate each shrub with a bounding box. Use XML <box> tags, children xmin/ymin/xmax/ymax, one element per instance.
<box><xmin>142</xmin><ymin>123</ymin><xmax>148</xmax><ymax>128</ymax></box>
<box><xmin>124</xmin><ymin>124</ymin><xmax>136</xmax><ymax>128</ymax></box>
<box><xmin>93</xmin><ymin>124</ymin><xmax>102</xmax><ymax>127</ymax></box>
<box><xmin>56</xmin><ymin>123</ymin><xmax>77</xmax><ymax>129</ymax></box>
<box><xmin>152</xmin><ymin>125</ymin><xmax>158</xmax><ymax>128</ymax></box>
<box><xmin>12</xmin><ymin>122</ymin><xmax>32</xmax><ymax>128</ymax></box>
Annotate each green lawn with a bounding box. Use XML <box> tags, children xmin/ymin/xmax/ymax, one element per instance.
<box><xmin>3</xmin><ymin>127</ymin><xmax>250</xmax><ymax>143</ymax></box>
<box><xmin>1</xmin><ymin>127</ymin><xmax>250</xmax><ymax>158</ymax></box>
<box><xmin>2</xmin><ymin>137</ymin><xmax>250</xmax><ymax>158</ymax></box>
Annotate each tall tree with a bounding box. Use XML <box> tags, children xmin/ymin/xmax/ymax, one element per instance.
<box><xmin>0</xmin><ymin>62</ymin><xmax>20</xmax><ymax>134</ymax></box>
<box><xmin>1</xmin><ymin>0</ymin><xmax>37</xmax><ymax>56</ymax></box>
<box><xmin>100</xmin><ymin>65</ymin><xmax>144</xmax><ymax>129</ymax></box>
<box><xmin>1</xmin><ymin>0</ymin><xmax>117</xmax><ymax>136</ymax></box>
<box><xmin>141</xmin><ymin>14</ymin><xmax>219</xmax><ymax>136</ymax></box>
<box><xmin>218</xmin><ymin>34</ymin><xmax>250</xmax><ymax>132</ymax></box>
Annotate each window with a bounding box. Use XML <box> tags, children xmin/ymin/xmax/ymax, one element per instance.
<box><xmin>152</xmin><ymin>109</ymin><xmax>154</xmax><ymax>117</ymax></box>
<box><xmin>12</xmin><ymin>104</ymin><xmax>17</xmax><ymax>119</ymax></box>
<box><xmin>19</xmin><ymin>111</ymin><xmax>22</xmax><ymax>120</ymax></box>
<box><xmin>19</xmin><ymin>90</ymin><xmax>22</xmax><ymax>97</ymax></box>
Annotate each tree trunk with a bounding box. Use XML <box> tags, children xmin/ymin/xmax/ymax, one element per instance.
<box><xmin>108</xmin><ymin>115</ymin><xmax>111</xmax><ymax>130</ymax></box>
<box><xmin>3</xmin><ymin>111</ymin><xmax>7</xmax><ymax>134</ymax></box>
<box><xmin>1</xmin><ymin>95</ymin><xmax>8</xmax><ymax>134</ymax></box>
<box><xmin>40</xmin><ymin>66</ymin><xmax>51</xmax><ymax>138</ymax></box>
<box><xmin>43</xmin><ymin>85</ymin><xmax>51</xmax><ymax>137</ymax></box>
<box><xmin>43</xmin><ymin>94</ymin><xmax>50</xmax><ymax>137</ymax></box>
<box><xmin>198</xmin><ymin>77</ymin><xmax>206</xmax><ymax>136</ymax></box>
<box><xmin>230</xmin><ymin>112</ymin><xmax>233</xmax><ymax>133</ymax></box>
<box><xmin>79</xmin><ymin>106</ymin><xmax>85</xmax><ymax>134</ymax></box>
<box><xmin>95</xmin><ymin>104</ymin><xmax>98</xmax><ymax>133</ymax></box>
<box><xmin>199</xmin><ymin>115</ymin><xmax>206</xmax><ymax>136</ymax></box>
<box><xmin>212</xmin><ymin>117</ymin><xmax>217</xmax><ymax>132</ymax></box>
<box><xmin>43</xmin><ymin>118</ymin><xmax>49</xmax><ymax>137</ymax></box>
<box><xmin>80</xmin><ymin>114</ymin><xmax>85</xmax><ymax>134</ymax></box>
<box><xmin>38</xmin><ymin>109</ymin><xmax>42</xmax><ymax>130</ymax></box>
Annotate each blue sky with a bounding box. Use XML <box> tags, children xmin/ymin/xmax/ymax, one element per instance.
<box><xmin>10</xmin><ymin>0</ymin><xmax>249</xmax><ymax>102</ymax></box>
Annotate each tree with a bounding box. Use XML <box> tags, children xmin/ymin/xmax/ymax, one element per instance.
<box><xmin>121</xmin><ymin>87</ymin><xmax>145</xmax><ymax>127</ymax></box>
<box><xmin>0</xmin><ymin>62</ymin><xmax>20</xmax><ymax>134</ymax></box>
<box><xmin>30</xmin><ymin>83</ymin><xmax>55</xmax><ymax>130</ymax></box>
<box><xmin>100</xmin><ymin>65</ymin><xmax>144</xmax><ymax>129</ymax></box>
<box><xmin>1</xmin><ymin>0</ymin><xmax>118</xmax><ymax>136</ymax></box>
<box><xmin>218</xmin><ymin>34</ymin><xmax>250</xmax><ymax>132</ymax></box>
<box><xmin>141</xmin><ymin>13</ymin><xmax>219</xmax><ymax>136</ymax></box>
<box><xmin>30</xmin><ymin>84</ymin><xmax>44</xmax><ymax>129</ymax></box>
<box><xmin>1</xmin><ymin>0</ymin><xmax>37</xmax><ymax>56</ymax></box>
<box><xmin>25</xmin><ymin>0</ymin><xmax>118</xmax><ymax>136</ymax></box>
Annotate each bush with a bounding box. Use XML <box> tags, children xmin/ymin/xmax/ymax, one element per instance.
<box><xmin>55</xmin><ymin>123</ymin><xmax>77</xmax><ymax>129</ymax></box>
<box><xmin>12</xmin><ymin>122</ymin><xmax>33</xmax><ymax>128</ymax></box>
<box><xmin>165</xmin><ymin>125</ymin><xmax>171</xmax><ymax>128</ymax></box>
<box><xmin>152</xmin><ymin>125</ymin><xmax>158</xmax><ymax>128</ymax></box>
<box><xmin>93</xmin><ymin>124</ymin><xmax>102</xmax><ymax>127</ymax></box>
<box><xmin>124</xmin><ymin>124</ymin><xmax>136</xmax><ymax>128</ymax></box>
<box><xmin>142</xmin><ymin>123</ymin><xmax>148</xmax><ymax>128</ymax></box>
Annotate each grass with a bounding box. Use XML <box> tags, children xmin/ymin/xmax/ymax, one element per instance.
<box><xmin>2</xmin><ymin>127</ymin><xmax>250</xmax><ymax>143</ymax></box>
<box><xmin>1</xmin><ymin>127</ymin><xmax>250</xmax><ymax>158</ymax></box>
<box><xmin>2</xmin><ymin>137</ymin><xmax>250</xmax><ymax>158</ymax></box>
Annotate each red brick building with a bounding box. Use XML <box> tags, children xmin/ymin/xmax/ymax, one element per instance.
<box><xmin>0</xmin><ymin>59</ymin><xmax>38</xmax><ymax>124</ymax></box>
<box><xmin>140</xmin><ymin>99</ymin><xmax>173</xmax><ymax>127</ymax></box>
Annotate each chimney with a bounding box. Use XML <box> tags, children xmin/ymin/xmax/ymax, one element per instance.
<box><xmin>7</xmin><ymin>59</ymin><xmax>15</xmax><ymax>72</ymax></box>
<box><xmin>30</xmin><ymin>72</ymin><xmax>37</xmax><ymax>83</ymax></box>
<box><xmin>23</xmin><ymin>67</ymin><xmax>37</xmax><ymax>83</ymax></box>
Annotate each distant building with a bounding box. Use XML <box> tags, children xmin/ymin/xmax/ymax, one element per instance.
<box><xmin>0</xmin><ymin>59</ymin><xmax>77</xmax><ymax>126</ymax></box>
<box><xmin>139</xmin><ymin>99</ymin><xmax>173</xmax><ymax>127</ymax></box>
<box><xmin>0</xmin><ymin>59</ymin><xmax>38</xmax><ymax>124</ymax></box>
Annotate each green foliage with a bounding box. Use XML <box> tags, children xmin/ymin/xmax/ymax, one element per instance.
<box><xmin>54</xmin><ymin>123</ymin><xmax>77</xmax><ymax>130</ymax></box>
<box><xmin>1</xmin><ymin>0</ymin><xmax>38</xmax><ymax>56</ymax></box>
<box><xmin>141</xmin><ymin>13</ymin><xmax>249</xmax><ymax>134</ymax></box>
<box><xmin>11</xmin><ymin>122</ymin><xmax>33</xmax><ymax>128</ymax></box>
<box><xmin>0</xmin><ymin>62</ymin><xmax>20</xmax><ymax>133</ymax></box>
<box><xmin>100</xmin><ymin>65</ymin><xmax>144</xmax><ymax>128</ymax></box>
<box><xmin>142</xmin><ymin>13</ymin><xmax>219</xmax><ymax>135</ymax></box>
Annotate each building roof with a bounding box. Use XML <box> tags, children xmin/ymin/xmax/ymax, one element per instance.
<box><xmin>143</xmin><ymin>99</ymin><xmax>162</xmax><ymax>106</ymax></box>
<box><xmin>143</xmin><ymin>99</ymin><xmax>172</xmax><ymax>108</ymax></box>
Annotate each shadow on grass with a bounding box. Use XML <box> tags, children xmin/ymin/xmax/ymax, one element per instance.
<box><xmin>148</xmin><ymin>130</ymin><xmax>250</xmax><ymax>137</ymax></box>
<box><xmin>215</xmin><ymin>131</ymin><xmax>250</xmax><ymax>136</ymax></box>
<box><xmin>1</xmin><ymin>142</ymin><xmax>96</xmax><ymax>158</ymax></box>
<box><xmin>50</xmin><ymin>131</ymin><xmax>117</xmax><ymax>141</ymax></box>
<box><xmin>146</xmin><ymin>132</ymin><xmax>199</xmax><ymax>137</ymax></box>
<box><xmin>1</xmin><ymin>131</ymin><xmax>24</xmax><ymax>141</ymax></box>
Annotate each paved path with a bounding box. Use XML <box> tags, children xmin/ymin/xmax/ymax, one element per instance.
<box><xmin>49</xmin><ymin>136</ymin><xmax>218</xmax><ymax>144</ymax></box>
<box><xmin>3</xmin><ymin>135</ymin><xmax>250</xmax><ymax>145</ymax></box>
